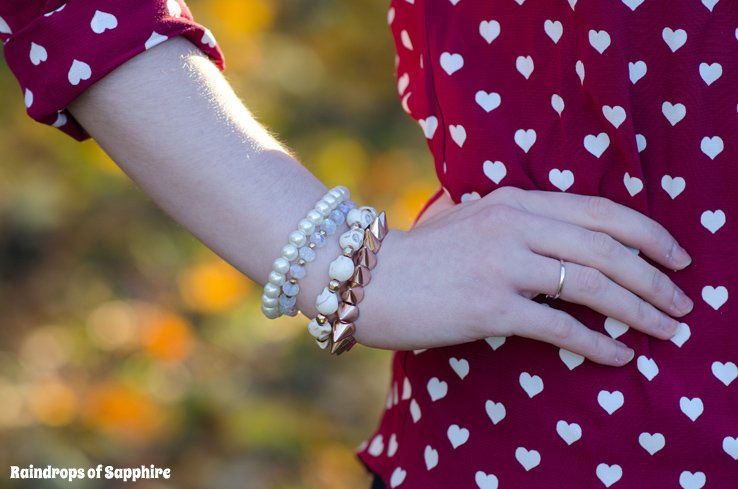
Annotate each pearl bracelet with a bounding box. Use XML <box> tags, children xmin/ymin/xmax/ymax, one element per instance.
<box><xmin>261</xmin><ymin>186</ymin><xmax>354</xmax><ymax>319</ymax></box>
<box><xmin>308</xmin><ymin>208</ymin><xmax>388</xmax><ymax>355</ymax></box>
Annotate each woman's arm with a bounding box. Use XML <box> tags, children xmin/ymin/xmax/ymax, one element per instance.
<box><xmin>68</xmin><ymin>37</ymin><xmax>693</xmax><ymax>366</ymax></box>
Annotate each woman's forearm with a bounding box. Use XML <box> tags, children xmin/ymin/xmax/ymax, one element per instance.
<box><xmin>68</xmin><ymin>37</ymin><xmax>341</xmax><ymax>319</ymax></box>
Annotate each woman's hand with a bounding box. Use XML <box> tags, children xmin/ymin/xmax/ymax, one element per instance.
<box><xmin>355</xmin><ymin>187</ymin><xmax>693</xmax><ymax>366</ymax></box>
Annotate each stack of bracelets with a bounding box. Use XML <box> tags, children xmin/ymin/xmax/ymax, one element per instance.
<box><xmin>260</xmin><ymin>186</ymin><xmax>387</xmax><ymax>355</ymax></box>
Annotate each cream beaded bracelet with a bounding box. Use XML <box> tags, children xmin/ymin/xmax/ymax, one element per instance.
<box><xmin>261</xmin><ymin>186</ymin><xmax>354</xmax><ymax>319</ymax></box>
<box><xmin>308</xmin><ymin>208</ymin><xmax>388</xmax><ymax>355</ymax></box>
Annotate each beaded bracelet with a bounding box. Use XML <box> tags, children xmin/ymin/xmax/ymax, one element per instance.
<box><xmin>308</xmin><ymin>208</ymin><xmax>388</xmax><ymax>355</ymax></box>
<box><xmin>261</xmin><ymin>186</ymin><xmax>354</xmax><ymax>319</ymax></box>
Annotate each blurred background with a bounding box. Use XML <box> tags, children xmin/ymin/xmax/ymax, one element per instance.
<box><xmin>0</xmin><ymin>1</ymin><xmax>438</xmax><ymax>488</ymax></box>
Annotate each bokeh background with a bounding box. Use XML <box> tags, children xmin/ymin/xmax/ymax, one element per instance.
<box><xmin>0</xmin><ymin>1</ymin><xmax>438</xmax><ymax>487</ymax></box>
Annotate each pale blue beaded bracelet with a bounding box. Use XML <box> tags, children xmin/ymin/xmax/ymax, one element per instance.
<box><xmin>261</xmin><ymin>186</ymin><xmax>354</xmax><ymax>319</ymax></box>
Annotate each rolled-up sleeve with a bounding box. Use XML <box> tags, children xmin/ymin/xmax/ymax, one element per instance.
<box><xmin>1</xmin><ymin>0</ymin><xmax>225</xmax><ymax>140</ymax></box>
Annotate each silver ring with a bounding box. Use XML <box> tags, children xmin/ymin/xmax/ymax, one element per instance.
<box><xmin>546</xmin><ymin>259</ymin><xmax>566</xmax><ymax>300</ymax></box>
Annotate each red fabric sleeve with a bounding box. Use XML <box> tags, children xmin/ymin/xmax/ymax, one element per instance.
<box><xmin>1</xmin><ymin>0</ymin><xmax>225</xmax><ymax>141</ymax></box>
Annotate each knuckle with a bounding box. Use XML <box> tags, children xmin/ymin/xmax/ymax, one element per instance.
<box><xmin>484</xmin><ymin>203</ymin><xmax>518</xmax><ymax>225</ymax></box>
<box><xmin>585</xmin><ymin>196</ymin><xmax>615</xmax><ymax>222</ymax></box>
<box><xmin>548</xmin><ymin>313</ymin><xmax>576</xmax><ymax>342</ymax></box>
<box><xmin>589</xmin><ymin>231</ymin><xmax>618</xmax><ymax>260</ymax></box>
<box><xmin>647</xmin><ymin>223</ymin><xmax>671</xmax><ymax>251</ymax></box>
<box><xmin>489</xmin><ymin>186</ymin><xmax>523</xmax><ymax>203</ymax></box>
<box><xmin>590</xmin><ymin>333</ymin><xmax>613</xmax><ymax>362</ymax></box>
<box><xmin>633</xmin><ymin>297</ymin><xmax>652</xmax><ymax>324</ymax></box>
<box><xmin>577</xmin><ymin>267</ymin><xmax>607</xmax><ymax>297</ymax></box>
<box><xmin>649</xmin><ymin>268</ymin><xmax>668</xmax><ymax>295</ymax></box>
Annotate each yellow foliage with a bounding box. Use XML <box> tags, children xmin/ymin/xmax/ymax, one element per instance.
<box><xmin>139</xmin><ymin>307</ymin><xmax>195</xmax><ymax>362</ymax></box>
<box><xmin>27</xmin><ymin>382</ymin><xmax>77</xmax><ymax>426</ymax></box>
<box><xmin>178</xmin><ymin>259</ymin><xmax>253</xmax><ymax>313</ymax></box>
<box><xmin>209</xmin><ymin>0</ymin><xmax>274</xmax><ymax>37</ymax></box>
<box><xmin>316</xmin><ymin>138</ymin><xmax>368</xmax><ymax>190</ymax></box>
<box><xmin>83</xmin><ymin>383</ymin><xmax>165</xmax><ymax>442</ymax></box>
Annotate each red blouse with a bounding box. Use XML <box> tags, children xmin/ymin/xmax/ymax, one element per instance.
<box><xmin>0</xmin><ymin>0</ymin><xmax>223</xmax><ymax>140</ymax></box>
<box><xmin>358</xmin><ymin>1</ymin><xmax>738</xmax><ymax>488</ymax></box>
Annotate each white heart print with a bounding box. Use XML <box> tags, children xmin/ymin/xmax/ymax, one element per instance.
<box><xmin>485</xmin><ymin>400</ymin><xmax>506</xmax><ymax>424</ymax></box>
<box><xmin>711</xmin><ymin>361</ymin><xmax>737</xmax><ymax>386</ymax></box>
<box><xmin>387</xmin><ymin>7</ymin><xmax>395</xmax><ymax>25</ymax></box>
<box><xmin>24</xmin><ymin>89</ymin><xmax>33</xmax><ymax>108</ymax></box>
<box><xmin>549</xmin><ymin>169</ymin><xmax>574</xmax><ymax>192</ymax></box>
<box><xmin>556</xmin><ymin>421</ymin><xmax>582</xmax><ymax>445</ymax></box>
<box><xmin>639</xmin><ymin>432</ymin><xmax>666</xmax><ymax>455</ymax></box>
<box><xmin>419</xmin><ymin>116</ymin><xmax>438</xmax><ymax>139</ymax></box>
<box><xmin>575</xmin><ymin>60</ymin><xmax>585</xmax><ymax>84</ymax></box>
<box><xmin>699</xmin><ymin>62</ymin><xmax>722</xmax><ymax>85</ymax></box>
<box><xmin>440</xmin><ymin>52</ymin><xmax>463</xmax><ymax>75</ymax></box>
<box><xmin>475</xmin><ymin>91</ymin><xmax>501</xmax><ymax>112</ymax></box>
<box><xmin>201</xmin><ymin>29</ymin><xmax>216</xmax><ymax>48</ymax></box>
<box><xmin>662</xmin><ymin>102</ymin><xmax>686</xmax><ymax>126</ymax></box>
<box><xmin>401</xmin><ymin>30</ymin><xmax>413</xmax><ymax>50</ymax></box>
<box><xmin>402</xmin><ymin>377</ymin><xmax>412</xmax><ymax>400</ymax></box>
<box><xmin>387</xmin><ymin>433</ymin><xmax>398</xmax><ymax>457</ymax></box>
<box><xmin>700</xmin><ymin>136</ymin><xmax>723</xmax><ymax>159</ymax></box>
<box><xmin>661</xmin><ymin>175</ymin><xmax>686</xmax><ymax>199</ymax></box>
<box><xmin>679</xmin><ymin>471</ymin><xmax>706</xmax><ymax>489</ymax></box>
<box><xmin>447</xmin><ymin>424</ymin><xmax>470</xmax><ymax>448</ymax></box>
<box><xmin>702</xmin><ymin>0</ymin><xmax>719</xmax><ymax>11</ymax></box>
<box><xmin>167</xmin><ymin>0</ymin><xmax>182</xmax><ymax>17</ymax></box>
<box><xmin>551</xmin><ymin>94</ymin><xmax>565</xmax><ymax>116</ymax></box>
<box><xmin>514</xmin><ymin>129</ymin><xmax>536</xmax><ymax>153</ymax></box>
<box><xmin>410</xmin><ymin>399</ymin><xmax>421</xmax><ymax>422</ymax></box>
<box><xmin>544</xmin><ymin>20</ymin><xmax>563</xmax><ymax>43</ymax></box>
<box><xmin>449</xmin><ymin>125</ymin><xmax>466</xmax><ymax>147</ymax></box>
<box><xmin>679</xmin><ymin>397</ymin><xmax>704</xmax><ymax>421</ymax></box>
<box><xmin>368</xmin><ymin>434</ymin><xmax>384</xmax><ymax>456</ymax></box>
<box><xmin>29</xmin><ymin>42</ymin><xmax>47</xmax><ymax>65</ymax></box>
<box><xmin>516</xmin><ymin>56</ymin><xmax>534</xmax><ymax>79</ymax></box>
<box><xmin>519</xmin><ymin>372</ymin><xmax>543</xmax><ymax>398</ymax></box>
<box><xmin>0</xmin><ymin>15</ymin><xmax>10</xmax><ymax>35</ymax></box>
<box><xmin>622</xmin><ymin>0</ymin><xmax>645</xmax><ymax>10</ymax></box>
<box><xmin>515</xmin><ymin>447</ymin><xmax>541</xmax><ymax>471</ymax></box>
<box><xmin>702</xmin><ymin>285</ymin><xmax>728</xmax><ymax>310</ymax></box>
<box><xmin>663</xmin><ymin>28</ymin><xmax>687</xmax><ymax>52</ymax></box>
<box><xmin>145</xmin><ymin>32</ymin><xmax>168</xmax><ymax>50</ymax></box>
<box><xmin>424</xmin><ymin>445</ymin><xmax>439</xmax><ymax>470</ymax></box>
<box><xmin>449</xmin><ymin>357</ymin><xmax>469</xmax><ymax>379</ymax></box>
<box><xmin>598</xmin><ymin>390</ymin><xmax>624</xmax><ymax>414</ymax></box>
<box><xmin>724</xmin><ymin>437</ymin><xmax>738</xmax><ymax>460</ymax></box>
<box><xmin>603</xmin><ymin>105</ymin><xmax>626</xmax><ymax>128</ymax></box>
<box><xmin>596</xmin><ymin>464</ymin><xmax>623</xmax><ymax>487</ymax></box>
<box><xmin>390</xmin><ymin>467</ymin><xmax>406</xmax><ymax>488</ymax></box>
<box><xmin>624</xmin><ymin>172</ymin><xmax>643</xmax><ymax>196</ymax></box>
<box><xmin>397</xmin><ymin>73</ymin><xmax>409</xmax><ymax>95</ymax></box>
<box><xmin>559</xmin><ymin>348</ymin><xmax>584</xmax><ymax>370</ymax></box>
<box><xmin>637</xmin><ymin>356</ymin><xmax>659</xmax><ymax>381</ymax></box>
<box><xmin>483</xmin><ymin>161</ymin><xmax>506</xmax><ymax>184</ymax></box>
<box><xmin>68</xmin><ymin>60</ymin><xmax>92</xmax><ymax>86</ymax></box>
<box><xmin>475</xmin><ymin>471</ymin><xmax>499</xmax><ymax>489</ymax></box>
<box><xmin>427</xmin><ymin>377</ymin><xmax>448</xmax><ymax>401</ymax></box>
<box><xmin>461</xmin><ymin>192</ymin><xmax>481</xmax><ymax>203</ymax></box>
<box><xmin>584</xmin><ymin>133</ymin><xmax>610</xmax><ymax>158</ymax></box>
<box><xmin>700</xmin><ymin>210</ymin><xmax>725</xmax><ymax>233</ymax></box>
<box><xmin>589</xmin><ymin>30</ymin><xmax>611</xmax><ymax>53</ymax></box>
<box><xmin>605</xmin><ymin>317</ymin><xmax>629</xmax><ymax>339</ymax></box>
<box><xmin>636</xmin><ymin>134</ymin><xmax>647</xmax><ymax>152</ymax></box>
<box><xmin>485</xmin><ymin>336</ymin><xmax>506</xmax><ymax>350</ymax></box>
<box><xmin>479</xmin><ymin>20</ymin><xmax>500</xmax><ymax>44</ymax></box>
<box><xmin>629</xmin><ymin>61</ymin><xmax>647</xmax><ymax>83</ymax></box>
<box><xmin>671</xmin><ymin>323</ymin><xmax>691</xmax><ymax>347</ymax></box>
<box><xmin>90</xmin><ymin>11</ymin><xmax>118</xmax><ymax>34</ymax></box>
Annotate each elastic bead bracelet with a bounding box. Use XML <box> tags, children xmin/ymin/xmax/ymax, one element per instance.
<box><xmin>308</xmin><ymin>208</ymin><xmax>388</xmax><ymax>355</ymax></box>
<box><xmin>260</xmin><ymin>186</ymin><xmax>353</xmax><ymax>319</ymax></box>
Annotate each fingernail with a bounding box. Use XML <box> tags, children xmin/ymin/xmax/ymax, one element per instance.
<box><xmin>660</xmin><ymin>314</ymin><xmax>680</xmax><ymax>336</ymax></box>
<box><xmin>672</xmin><ymin>289</ymin><xmax>694</xmax><ymax>315</ymax></box>
<box><xmin>671</xmin><ymin>243</ymin><xmax>692</xmax><ymax>268</ymax></box>
<box><xmin>615</xmin><ymin>343</ymin><xmax>634</xmax><ymax>365</ymax></box>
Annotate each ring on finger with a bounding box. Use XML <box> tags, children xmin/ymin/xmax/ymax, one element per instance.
<box><xmin>546</xmin><ymin>259</ymin><xmax>566</xmax><ymax>300</ymax></box>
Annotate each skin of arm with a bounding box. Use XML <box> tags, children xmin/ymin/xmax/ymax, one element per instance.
<box><xmin>68</xmin><ymin>37</ymin><xmax>694</xmax><ymax>365</ymax></box>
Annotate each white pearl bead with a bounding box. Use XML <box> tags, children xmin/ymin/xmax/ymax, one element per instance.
<box><xmin>262</xmin><ymin>294</ymin><xmax>278</xmax><ymax>308</ymax></box>
<box><xmin>273</xmin><ymin>257</ymin><xmax>290</xmax><ymax>275</ymax></box>
<box><xmin>335</xmin><ymin>186</ymin><xmax>350</xmax><ymax>201</ymax></box>
<box><xmin>315</xmin><ymin>201</ymin><xmax>331</xmax><ymax>217</ymax></box>
<box><xmin>308</xmin><ymin>318</ymin><xmax>332</xmax><ymax>340</ymax></box>
<box><xmin>264</xmin><ymin>283</ymin><xmax>281</xmax><ymax>298</ymax></box>
<box><xmin>329</xmin><ymin>189</ymin><xmax>343</xmax><ymax>201</ymax></box>
<box><xmin>268</xmin><ymin>271</ymin><xmax>286</xmax><ymax>286</ymax></box>
<box><xmin>282</xmin><ymin>244</ymin><xmax>298</xmax><ymax>262</ymax></box>
<box><xmin>306</xmin><ymin>209</ymin><xmax>323</xmax><ymax>226</ymax></box>
<box><xmin>261</xmin><ymin>305</ymin><xmax>280</xmax><ymax>319</ymax></box>
<box><xmin>339</xmin><ymin>229</ymin><xmax>364</xmax><ymax>250</ymax></box>
<box><xmin>298</xmin><ymin>219</ymin><xmax>315</xmax><ymax>236</ymax></box>
<box><xmin>323</xmin><ymin>194</ymin><xmax>338</xmax><ymax>208</ymax></box>
<box><xmin>329</xmin><ymin>255</ymin><xmax>355</xmax><ymax>282</ymax></box>
<box><xmin>316</xmin><ymin>287</ymin><xmax>339</xmax><ymax>315</ymax></box>
<box><xmin>289</xmin><ymin>230</ymin><xmax>307</xmax><ymax>248</ymax></box>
